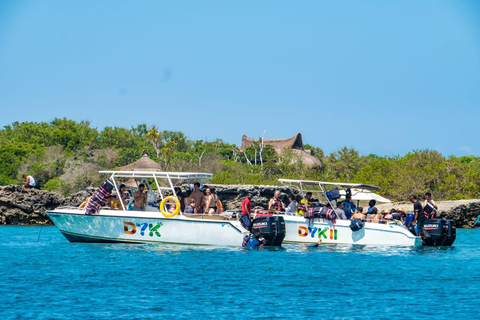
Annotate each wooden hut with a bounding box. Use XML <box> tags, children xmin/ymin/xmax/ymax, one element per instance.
<box><xmin>240</xmin><ymin>133</ymin><xmax>322</xmax><ymax>168</ymax></box>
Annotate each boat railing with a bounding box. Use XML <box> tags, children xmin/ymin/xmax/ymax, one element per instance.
<box><xmin>55</xmin><ymin>206</ymin><xmax>83</xmax><ymax>210</ymax></box>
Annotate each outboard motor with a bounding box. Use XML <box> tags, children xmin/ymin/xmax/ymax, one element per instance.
<box><xmin>423</xmin><ymin>219</ymin><xmax>447</xmax><ymax>246</ymax></box>
<box><xmin>250</xmin><ymin>216</ymin><xmax>285</xmax><ymax>246</ymax></box>
<box><xmin>349</xmin><ymin>219</ymin><xmax>364</xmax><ymax>231</ymax></box>
<box><xmin>443</xmin><ymin>220</ymin><xmax>456</xmax><ymax>246</ymax></box>
<box><xmin>272</xmin><ymin>216</ymin><xmax>286</xmax><ymax>246</ymax></box>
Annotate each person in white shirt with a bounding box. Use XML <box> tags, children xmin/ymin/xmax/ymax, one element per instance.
<box><xmin>285</xmin><ymin>194</ymin><xmax>296</xmax><ymax>215</ymax></box>
<box><xmin>22</xmin><ymin>175</ymin><xmax>36</xmax><ymax>188</ymax></box>
<box><xmin>334</xmin><ymin>201</ymin><xmax>348</xmax><ymax>220</ymax></box>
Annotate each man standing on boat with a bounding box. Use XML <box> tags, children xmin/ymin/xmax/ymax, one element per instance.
<box><xmin>410</xmin><ymin>195</ymin><xmax>425</xmax><ymax>237</ymax></box>
<box><xmin>342</xmin><ymin>192</ymin><xmax>356</xmax><ymax>219</ymax></box>
<box><xmin>133</xmin><ymin>184</ymin><xmax>148</xmax><ymax>211</ymax></box>
<box><xmin>241</xmin><ymin>192</ymin><xmax>253</xmax><ymax>230</ymax></box>
<box><xmin>191</xmin><ymin>182</ymin><xmax>205</xmax><ymax>213</ymax></box>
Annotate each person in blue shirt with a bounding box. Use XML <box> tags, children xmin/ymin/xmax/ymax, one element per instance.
<box><xmin>366</xmin><ymin>199</ymin><xmax>378</xmax><ymax>222</ymax></box>
<box><xmin>342</xmin><ymin>192</ymin><xmax>356</xmax><ymax>219</ymax></box>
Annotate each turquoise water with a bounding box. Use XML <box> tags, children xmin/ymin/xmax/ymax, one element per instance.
<box><xmin>0</xmin><ymin>227</ymin><xmax>478</xmax><ymax>319</ymax></box>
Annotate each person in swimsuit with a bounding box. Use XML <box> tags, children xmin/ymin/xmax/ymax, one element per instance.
<box><xmin>204</xmin><ymin>187</ymin><xmax>220</xmax><ymax>215</ymax></box>
<box><xmin>191</xmin><ymin>182</ymin><xmax>205</xmax><ymax>213</ymax></box>
<box><xmin>351</xmin><ymin>207</ymin><xmax>365</xmax><ymax>220</ymax></box>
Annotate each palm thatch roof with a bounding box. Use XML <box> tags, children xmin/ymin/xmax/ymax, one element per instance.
<box><xmin>241</xmin><ymin>133</ymin><xmax>304</xmax><ymax>153</ymax></box>
<box><xmin>114</xmin><ymin>151</ymin><xmax>162</xmax><ymax>172</ymax></box>
<box><xmin>240</xmin><ymin>133</ymin><xmax>322</xmax><ymax>168</ymax></box>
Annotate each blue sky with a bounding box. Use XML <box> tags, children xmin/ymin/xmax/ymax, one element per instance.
<box><xmin>1</xmin><ymin>0</ymin><xmax>479</xmax><ymax>157</ymax></box>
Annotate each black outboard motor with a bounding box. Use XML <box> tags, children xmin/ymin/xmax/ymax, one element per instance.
<box><xmin>350</xmin><ymin>219</ymin><xmax>364</xmax><ymax>231</ymax></box>
<box><xmin>272</xmin><ymin>216</ymin><xmax>286</xmax><ymax>246</ymax></box>
<box><xmin>250</xmin><ymin>216</ymin><xmax>285</xmax><ymax>246</ymax></box>
<box><xmin>423</xmin><ymin>219</ymin><xmax>447</xmax><ymax>246</ymax></box>
<box><xmin>443</xmin><ymin>220</ymin><xmax>456</xmax><ymax>246</ymax></box>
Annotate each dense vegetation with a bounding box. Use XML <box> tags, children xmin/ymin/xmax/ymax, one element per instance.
<box><xmin>1</xmin><ymin>118</ymin><xmax>479</xmax><ymax>200</ymax></box>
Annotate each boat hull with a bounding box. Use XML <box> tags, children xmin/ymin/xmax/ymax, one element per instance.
<box><xmin>280</xmin><ymin>215</ymin><xmax>422</xmax><ymax>246</ymax></box>
<box><xmin>47</xmin><ymin>209</ymin><xmax>248</xmax><ymax>246</ymax></box>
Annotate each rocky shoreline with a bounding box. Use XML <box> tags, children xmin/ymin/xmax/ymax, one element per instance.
<box><xmin>1</xmin><ymin>184</ymin><xmax>479</xmax><ymax>228</ymax></box>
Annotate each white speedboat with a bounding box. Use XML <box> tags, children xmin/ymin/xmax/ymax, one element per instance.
<box><xmin>275</xmin><ymin>179</ymin><xmax>423</xmax><ymax>247</ymax></box>
<box><xmin>47</xmin><ymin>171</ymin><xmax>250</xmax><ymax>246</ymax></box>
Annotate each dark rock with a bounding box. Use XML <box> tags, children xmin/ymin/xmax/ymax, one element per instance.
<box><xmin>0</xmin><ymin>185</ymin><xmax>64</xmax><ymax>225</ymax></box>
<box><xmin>2</xmin><ymin>183</ymin><xmax>480</xmax><ymax>228</ymax></box>
<box><xmin>64</xmin><ymin>188</ymin><xmax>96</xmax><ymax>207</ymax></box>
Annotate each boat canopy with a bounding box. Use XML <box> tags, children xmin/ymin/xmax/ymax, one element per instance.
<box><xmin>278</xmin><ymin>179</ymin><xmax>379</xmax><ymax>191</ymax></box>
<box><xmin>278</xmin><ymin>178</ymin><xmax>382</xmax><ymax>208</ymax></box>
<box><xmin>99</xmin><ymin>171</ymin><xmax>213</xmax><ymax>180</ymax></box>
<box><xmin>97</xmin><ymin>171</ymin><xmax>213</xmax><ymax>212</ymax></box>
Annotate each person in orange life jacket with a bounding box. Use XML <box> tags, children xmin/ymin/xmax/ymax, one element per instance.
<box><xmin>268</xmin><ymin>190</ymin><xmax>284</xmax><ymax>212</ymax></box>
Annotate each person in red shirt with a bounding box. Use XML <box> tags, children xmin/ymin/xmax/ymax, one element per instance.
<box><xmin>240</xmin><ymin>192</ymin><xmax>253</xmax><ymax>230</ymax></box>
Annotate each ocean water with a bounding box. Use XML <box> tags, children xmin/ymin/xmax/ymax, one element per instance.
<box><xmin>0</xmin><ymin>226</ymin><xmax>478</xmax><ymax>319</ymax></box>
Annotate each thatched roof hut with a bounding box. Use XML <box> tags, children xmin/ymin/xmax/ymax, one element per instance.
<box><xmin>240</xmin><ymin>133</ymin><xmax>322</xmax><ymax>168</ymax></box>
<box><xmin>114</xmin><ymin>150</ymin><xmax>162</xmax><ymax>172</ymax></box>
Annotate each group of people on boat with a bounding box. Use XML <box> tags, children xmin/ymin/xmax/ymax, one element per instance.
<box><xmin>238</xmin><ymin>188</ymin><xmax>439</xmax><ymax>237</ymax></box>
<box><xmin>182</xmin><ymin>183</ymin><xmax>223</xmax><ymax>215</ymax></box>
<box><xmin>77</xmin><ymin>177</ymin><xmax>439</xmax><ymax>238</ymax></box>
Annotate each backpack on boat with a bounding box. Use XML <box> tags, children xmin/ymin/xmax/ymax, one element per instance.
<box><xmin>326</xmin><ymin>188</ymin><xmax>340</xmax><ymax>201</ymax></box>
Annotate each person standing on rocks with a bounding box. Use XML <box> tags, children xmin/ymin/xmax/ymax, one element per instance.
<box><xmin>241</xmin><ymin>192</ymin><xmax>253</xmax><ymax>230</ymax></box>
<box><xmin>22</xmin><ymin>175</ymin><xmax>36</xmax><ymax>189</ymax></box>
<box><xmin>410</xmin><ymin>195</ymin><xmax>425</xmax><ymax>236</ymax></box>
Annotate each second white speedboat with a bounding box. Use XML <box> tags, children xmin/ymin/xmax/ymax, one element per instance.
<box><xmin>276</xmin><ymin>179</ymin><xmax>422</xmax><ymax>247</ymax></box>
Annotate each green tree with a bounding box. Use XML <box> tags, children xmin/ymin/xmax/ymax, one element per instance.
<box><xmin>327</xmin><ymin>147</ymin><xmax>367</xmax><ymax>181</ymax></box>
